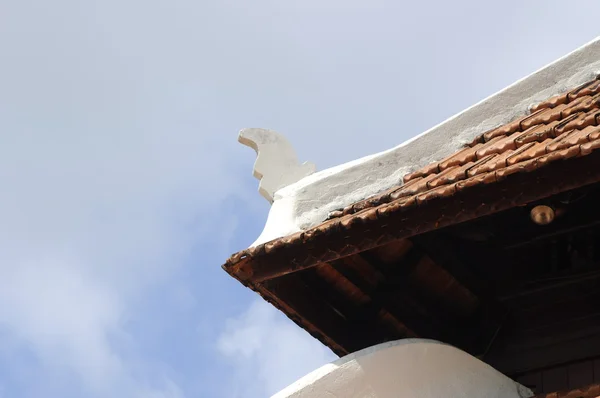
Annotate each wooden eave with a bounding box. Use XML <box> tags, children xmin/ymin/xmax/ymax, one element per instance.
<box><xmin>222</xmin><ymin>76</ymin><xmax>600</xmax><ymax>379</ymax></box>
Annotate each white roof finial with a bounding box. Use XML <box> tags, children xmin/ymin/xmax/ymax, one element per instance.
<box><xmin>238</xmin><ymin>128</ymin><xmax>316</xmax><ymax>203</ymax></box>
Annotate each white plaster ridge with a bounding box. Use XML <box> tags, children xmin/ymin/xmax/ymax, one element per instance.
<box><xmin>272</xmin><ymin>339</ymin><xmax>533</xmax><ymax>398</ymax></box>
<box><xmin>249</xmin><ymin>36</ymin><xmax>600</xmax><ymax>247</ymax></box>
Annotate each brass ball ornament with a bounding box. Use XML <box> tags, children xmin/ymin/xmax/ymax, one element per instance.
<box><xmin>530</xmin><ymin>205</ymin><xmax>555</xmax><ymax>225</ymax></box>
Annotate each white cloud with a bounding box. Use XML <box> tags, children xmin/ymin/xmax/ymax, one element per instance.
<box><xmin>0</xmin><ymin>120</ymin><xmax>248</xmax><ymax>395</ymax></box>
<box><xmin>0</xmin><ymin>138</ymin><xmax>236</xmax><ymax>397</ymax></box>
<box><xmin>0</xmin><ymin>255</ymin><xmax>122</xmax><ymax>392</ymax></box>
<box><xmin>0</xmin><ymin>79</ymin><xmax>244</xmax><ymax>396</ymax></box>
<box><xmin>217</xmin><ymin>299</ymin><xmax>336</xmax><ymax>398</ymax></box>
<box><xmin>0</xmin><ymin>2</ymin><xmax>251</xmax><ymax>396</ymax></box>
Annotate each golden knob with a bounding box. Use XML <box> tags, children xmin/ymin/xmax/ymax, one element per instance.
<box><xmin>530</xmin><ymin>205</ymin><xmax>555</xmax><ymax>225</ymax></box>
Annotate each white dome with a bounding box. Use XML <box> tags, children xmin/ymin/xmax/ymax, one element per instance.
<box><xmin>272</xmin><ymin>339</ymin><xmax>533</xmax><ymax>398</ymax></box>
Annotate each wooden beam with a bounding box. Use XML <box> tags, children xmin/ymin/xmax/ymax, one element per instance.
<box><xmin>335</xmin><ymin>248</ymin><xmax>478</xmax><ymax>347</ymax></box>
<box><xmin>259</xmin><ymin>272</ymin><xmax>384</xmax><ymax>356</ymax></box>
<box><xmin>330</xmin><ymin>250</ymin><xmax>443</xmax><ymax>340</ymax></box>
<box><xmin>412</xmin><ymin>232</ymin><xmax>488</xmax><ymax>298</ymax></box>
<box><xmin>360</xmin><ymin>248</ymin><xmax>458</xmax><ymax>332</ymax></box>
<box><xmin>485</xmin><ymin>315</ymin><xmax>600</xmax><ymax>375</ymax></box>
<box><xmin>301</xmin><ymin>264</ymin><xmax>410</xmax><ymax>341</ymax></box>
<box><xmin>498</xmin><ymin>269</ymin><xmax>600</xmax><ymax>305</ymax></box>
<box><xmin>411</xmin><ymin>231</ymin><xmax>512</xmax><ymax>356</ymax></box>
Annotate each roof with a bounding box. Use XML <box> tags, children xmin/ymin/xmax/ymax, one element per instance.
<box><xmin>226</xmin><ymin>75</ymin><xmax>600</xmax><ymax>281</ymax></box>
<box><xmin>330</xmin><ymin>76</ymin><xmax>600</xmax><ymax>220</ymax></box>
<box><xmin>244</xmin><ymin>37</ymin><xmax>600</xmax><ymax>248</ymax></box>
<box><xmin>534</xmin><ymin>384</ymin><xmax>600</xmax><ymax>398</ymax></box>
<box><xmin>223</xmin><ymin>37</ymin><xmax>600</xmax><ymax>370</ymax></box>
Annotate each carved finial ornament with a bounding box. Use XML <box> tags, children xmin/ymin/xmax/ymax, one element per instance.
<box><xmin>238</xmin><ymin>128</ymin><xmax>316</xmax><ymax>203</ymax></box>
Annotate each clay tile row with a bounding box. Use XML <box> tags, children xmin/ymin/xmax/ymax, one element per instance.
<box><xmin>405</xmin><ymin>78</ymin><xmax>600</xmax><ymax>184</ymax></box>
<box><xmin>405</xmin><ymin>93</ymin><xmax>600</xmax><ymax>185</ymax></box>
<box><xmin>534</xmin><ymin>383</ymin><xmax>600</xmax><ymax>398</ymax></box>
<box><xmin>225</xmin><ymin>78</ymin><xmax>600</xmax><ymax>268</ymax></box>
<box><xmin>226</xmin><ymin>136</ymin><xmax>600</xmax><ymax>268</ymax></box>
<box><xmin>530</xmin><ymin>76</ymin><xmax>600</xmax><ymax>113</ymax></box>
<box><xmin>347</xmin><ymin>134</ymin><xmax>600</xmax><ymax>225</ymax></box>
<box><xmin>403</xmin><ymin>79</ymin><xmax>600</xmax><ymax>186</ymax></box>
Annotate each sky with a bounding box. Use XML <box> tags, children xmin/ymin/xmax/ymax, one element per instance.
<box><xmin>0</xmin><ymin>1</ymin><xmax>599</xmax><ymax>397</ymax></box>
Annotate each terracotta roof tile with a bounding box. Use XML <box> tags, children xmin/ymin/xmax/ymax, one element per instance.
<box><xmin>455</xmin><ymin>170</ymin><xmax>498</xmax><ymax>191</ymax></box>
<box><xmin>467</xmin><ymin>152</ymin><xmax>505</xmax><ymax>175</ymax></box>
<box><xmin>415</xmin><ymin>183</ymin><xmax>457</xmax><ymax>204</ymax></box>
<box><xmin>547</xmin><ymin>125</ymin><xmax>597</xmax><ymax>152</ymax></box>
<box><xmin>581</xmin><ymin>137</ymin><xmax>600</xmax><ymax>155</ymax></box>
<box><xmin>483</xmin><ymin>118</ymin><xmax>524</xmax><ymax>142</ymax></box>
<box><xmin>225</xmin><ymin>75</ymin><xmax>600</xmax><ymax>272</ymax></box>
<box><xmin>566</xmin><ymin>93</ymin><xmax>600</xmax><ymax>115</ymax></box>
<box><xmin>552</xmin><ymin>113</ymin><xmax>581</xmax><ymax>136</ymax></box>
<box><xmin>558</xmin><ymin>109</ymin><xmax>599</xmax><ymax>132</ymax></box>
<box><xmin>531</xmin><ymin>79</ymin><xmax>600</xmax><ymax>114</ymax></box>
<box><xmin>570</xmin><ymin>78</ymin><xmax>600</xmax><ymax>100</ymax></box>
<box><xmin>521</xmin><ymin>106</ymin><xmax>565</xmax><ymax>130</ymax></box>
<box><xmin>507</xmin><ymin>138</ymin><xmax>552</xmax><ymax>165</ymax></box>
<box><xmin>438</xmin><ymin>143</ymin><xmax>484</xmax><ymax>171</ymax></box>
<box><xmin>531</xmin><ymin>92</ymin><xmax>569</xmax><ymax>113</ymax></box>
<box><xmin>514</xmin><ymin>123</ymin><xmax>556</xmax><ymax>147</ymax></box>
<box><xmin>590</xmin><ymin>128</ymin><xmax>600</xmax><ymax>141</ymax></box>
<box><xmin>534</xmin><ymin>383</ymin><xmax>600</xmax><ymax>398</ymax></box>
<box><xmin>395</xmin><ymin>172</ymin><xmax>441</xmax><ymax>197</ymax></box>
<box><xmin>428</xmin><ymin>164</ymin><xmax>469</xmax><ymax>188</ymax></box>
<box><xmin>476</xmin><ymin>135</ymin><xmax>517</xmax><ymax>158</ymax></box>
<box><xmin>403</xmin><ymin>162</ymin><xmax>440</xmax><ymax>182</ymax></box>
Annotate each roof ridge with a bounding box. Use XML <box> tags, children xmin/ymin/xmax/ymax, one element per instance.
<box><xmin>238</xmin><ymin>38</ymin><xmax>600</xmax><ymax>249</ymax></box>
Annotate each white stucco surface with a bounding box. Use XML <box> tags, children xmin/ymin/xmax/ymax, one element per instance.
<box><xmin>247</xmin><ymin>37</ymin><xmax>600</xmax><ymax>247</ymax></box>
<box><xmin>272</xmin><ymin>339</ymin><xmax>533</xmax><ymax>398</ymax></box>
<box><xmin>238</xmin><ymin>128</ymin><xmax>316</xmax><ymax>203</ymax></box>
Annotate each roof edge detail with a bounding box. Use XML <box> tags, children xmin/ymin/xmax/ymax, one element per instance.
<box><xmin>248</xmin><ymin>36</ymin><xmax>600</xmax><ymax>248</ymax></box>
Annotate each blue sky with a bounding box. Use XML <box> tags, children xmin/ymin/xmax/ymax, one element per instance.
<box><xmin>1</xmin><ymin>1</ymin><xmax>600</xmax><ymax>397</ymax></box>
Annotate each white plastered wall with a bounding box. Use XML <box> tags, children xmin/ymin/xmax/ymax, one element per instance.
<box><xmin>272</xmin><ymin>339</ymin><xmax>533</xmax><ymax>398</ymax></box>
